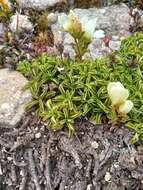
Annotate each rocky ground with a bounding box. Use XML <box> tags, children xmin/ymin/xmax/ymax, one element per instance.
<box><xmin>1</xmin><ymin>114</ymin><xmax>143</xmax><ymax>190</ymax></box>
<box><xmin>1</xmin><ymin>0</ymin><xmax>143</xmax><ymax>189</ymax></box>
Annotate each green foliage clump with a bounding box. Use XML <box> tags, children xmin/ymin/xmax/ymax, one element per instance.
<box><xmin>18</xmin><ymin>32</ymin><xmax>143</xmax><ymax>141</ymax></box>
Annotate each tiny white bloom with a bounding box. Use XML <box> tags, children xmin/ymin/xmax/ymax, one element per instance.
<box><xmin>58</xmin><ymin>13</ymin><xmax>70</xmax><ymax>31</ymax></box>
<box><xmin>81</xmin><ymin>18</ymin><xmax>97</xmax><ymax>39</ymax></box>
<box><xmin>107</xmin><ymin>82</ymin><xmax>129</xmax><ymax>105</ymax></box>
<box><xmin>119</xmin><ymin>100</ymin><xmax>133</xmax><ymax>114</ymax></box>
<box><xmin>93</xmin><ymin>30</ymin><xmax>105</xmax><ymax>39</ymax></box>
<box><xmin>58</xmin><ymin>11</ymin><xmax>81</xmax><ymax>33</ymax></box>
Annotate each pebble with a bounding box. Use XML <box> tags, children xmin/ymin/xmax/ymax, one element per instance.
<box><xmin>91</xmin><ymin>141</ymin><xmax>99</xmax><ymax>149</ymax></box>
<box><xmin>9</xmin><ymin>14</ymin><xmax>33</xmax><ymax>33</ymax></box>
<box><xmin>0</xmin><ymin>23</ymin><xmax>5</xmax><ymax>37</ymax></box>
<box><xmin>48</xmin><ymin>13</ymin><xmax>58</xmax><ymax>25</ymax></box>
<box><xmin>104</xmin><ymin>172</ymin><xmax>111</xmax><ymax>182</ymax></box>
<box><xmin>109</xmin><ymin>40</ymin><xmax>121</xmax><ymax>51</ymax></box>
<box><xmin>35</xmin><ymin>132</ymin><xmax>41</xmax><ymax>139</ymax></box>
<box><xmin>87</xmin><ymin>184</ymin><xmax>92</xmax><ymax>190</ymax></box>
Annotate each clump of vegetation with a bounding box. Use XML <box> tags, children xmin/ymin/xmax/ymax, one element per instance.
<box><xmin>0</xmin><ymin>0</ymin><xmax>9</xmax><ymax>16</ymax></box>
<box><xmin>32</xmin><ymin>11</ymin><xmax>54</xmax><ymax>55</ymax></box>
<box><xmin>18</xmin><ymin>32</ymin><xmax>143</xmax><ymax>140</ymax></box>
<box><xmin>0</xmin><ymin>0</ymin><xmax>13</xmax><ymax>18</ymax></box>
<box><xmin>58</xmin><ymin>10</ymin><xmax>103</xmax><ymax>61</ymax></box>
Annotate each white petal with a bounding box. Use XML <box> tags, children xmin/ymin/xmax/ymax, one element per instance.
<box><xmin>107</xmin><ymin>82</ymin><xmax>124</xmax><ymax>94</ymax></box>
<box><xmin>81</xmin><ymin>18</ymin><xmax>97</xmax><ymax>39</ymax></box>
<box><xmin>119</xmin><ymin>100</ymin><xmax>133</xmax><ymax>113</ymax></box>
<box><xmin>107</xmin><ymin>82</ymin><xmax>129</xmax><ymax>105</ymax></box>
<box><xmin>93</xmin><ymin>30</ymin><xmax>105</xmax><ymax>39</ymax></box>
<box><xmin>83</xmin><ymin>21</ymin><xmax>95</xmax><ymax>38</ymax></box>
<box><xmin>58</xmin><ymin>13</ymin><xmax>70</xmax><ymax>30</ymax></box>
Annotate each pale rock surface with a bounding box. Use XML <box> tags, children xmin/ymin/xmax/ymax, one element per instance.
<box><xmin>0</xmin><ymin>69</ymin><xmax>32</xmax><ymax>128</ymax></box>
<box><xmin>109</xmin><ymin>40</ymin><xmax>121</xmax><ymax>51</ymax></box>
<box><xmin>9</xmin><ymin>14</ymin><xmax>33</xmax><ymax>33</ymax></box>
<box><xmin>48</xmin><ymin>13</ymin><xmax>58</xmax><ymax>25</ymax></box>
<box><xmin>52</xmin><ymin>3</ymin><xmax>132</xmax><ymax>59</ymax></box>
<box><xmin>16</xmin><ymin>0</ymin><xmax>67</xmax><ymax>10</ymax></box>
<box><xmin>0</xmin><ymin>23</ymin><xmax>5</xmax><ymax>37</ymax></box>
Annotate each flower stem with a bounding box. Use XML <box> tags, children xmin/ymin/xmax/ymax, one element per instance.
<box><xmin>74</xmin><ymin>37</ymin><xmax>82</xmax><ymax>61</ymax></box>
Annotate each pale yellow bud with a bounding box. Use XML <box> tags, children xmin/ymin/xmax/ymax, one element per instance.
<box><xmin>68</xmin><ymin>10</ymin><xmax>81</xmax><ymax>34</ymax></box>
<box><xmin>107</xmin><ymin>82</ymin><xmax>129</xmax><ymax>105</ymax></box>
<box><xmin>119</xmin><ymin>100</ymin><xmax>133</xmax><ymax>114</ymax></box>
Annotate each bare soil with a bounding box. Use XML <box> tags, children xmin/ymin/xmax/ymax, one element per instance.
<box><xmin>0</xmin><ymin>113</ymin><xmax>143</xmax><ymax>190</ymax></box>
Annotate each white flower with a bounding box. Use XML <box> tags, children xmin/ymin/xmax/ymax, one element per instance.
<box><xmin>107</xmin><ymin>82</ymin><xmax>129</xmax><ymax>105</ymax></box>
<box><xmin>58</xmin><ymin>11</ymin><xmax>81</xmax><ymax>34</ymax></box>
<box><xmin>119</xmin><ymin>100</ymin><xmax>133</xmax><ymax>114</ymax></box>
<box><xmin>81</xmin><ymin>18</ymin><xmax>97</xmax><ymax>39</ymax></box>
<box><xmin>93</xmin><ymin>30</ymin><xmax>105</xmax><ymax>39</ymax></box>
<box><xmin>58</xmin><ymin>13</ymin><xmax>70</xmax><ymax>31</ymax></box>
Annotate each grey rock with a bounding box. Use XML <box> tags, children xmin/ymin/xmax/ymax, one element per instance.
<box><xmin>119</xmin><ymin>152</ymin><xmax>137</xmax><ymax>171</ymax></box>
<box><xmin>52</xmin><ymin>3</ymin><xmax>132</xmax><ymax>60</ymax></box>
<box><xmin>109</xmin><ymin>40</ymin><xmax>121</xmax><ymax>51</ymax></box>
<box><xmin>16</xmin><ymin>0</ymin><xmax>67</xmax><ymax>10</ymax></box>
<box><xmin>87</xmin><ymin>39</ymin><xmax>111</xmax><ymax>60</ymax></box>
<box><xmin>0</xmin><ymin>23</ymin><xmax>5</xmax><ymax>37</ymax></box>
<box><xmin>9</xmin><ymin>14</ymin><xmax>34</xmax><ymax>33</ymax></box>
<box><xmin>0</xmin><ymin>69</ymin><xmax>32</xmax><ymax>128</ymax></box>
<box><xmin>48</xmin><ymin>13</ymin><xmax>58</xmax><ymax>25</ymax></box>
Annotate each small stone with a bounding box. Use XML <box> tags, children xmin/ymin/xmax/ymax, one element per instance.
<box><xmin>0</xmin><ymin>23</ymin><xmax>5</xmax><ymax>37</ymax></box>
<box><xmin>113</xmin><ymin>163</ymin><xmax>119</xmax><ymax>168</ymax></box>
<box><xmin>0</xmin><ymin>45</ymin><xmax>5</xmax><ymax>50</ymax></box>
<box><xmin>87</xmin><ymin>184</ymin><xmax>92</xmax><ymax>190</ymax></box>
<box><xmin>7</xmin><ymin>157</ymin><xmax>13</xmax><ymax>161</ymax></box>
<box><xmin>104</xmin><ymin>172</ymin><xmax>111</xmax><ymax>182</ymax></box>
<box><xmin>48</xmin><ymin>13</ymin><xmax>58</xmax><ymax>25</ymax></box>
<box><xmin>91</xmin><ymin>141</ymin><xmax>99</xmax><ymax>149</ymax></box>
<box><xmin>9</xmin><ymin>14</ymin><xmax>33</xmax><ymax>33</ymax></box>
<box><xmin>94</xmin><ymin>30</ymin><xmax>105</xmax><ymax>39</ymax></box>
<box><xmin>35</xmin><ymin>132</ymin><xmax>41</xmax><ymax>139</ymax></box>
<box><xmin>112</xmin><ymin>35</ymin><xmax>119</xmax><ymax>40</ymax></box>
<box><xmin>119</xmin><ymin>152</ymin><xmax>137</xmax><ymax>171</ymax></box>
<box><xmin>1</xmin><ymin>103</ymin><xmax>11</xmax><ymax>113</ymax></box>
<box><xmin>109</xmin><ymin>40</ymin><xmax>121</xmax><ymax>51</ymax></box>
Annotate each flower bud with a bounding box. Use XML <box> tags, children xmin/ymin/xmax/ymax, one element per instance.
<box><xmin>119</xmin><ymin>100</ymin><xmax>133</xmax><ymax>114</ymax></box>
<box><xmin>107</xmin><ymin>82</ymin><xmax>129</xmax><ymax>105</ymax></box>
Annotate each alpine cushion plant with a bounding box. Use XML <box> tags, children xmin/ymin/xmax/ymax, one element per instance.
<box><xmin>58</xmin><ymin>11</ymin><xmax>97</xmax><ymax>60</ymax></box>
<box><xmin>18</xmin><ymin>32</ymin><xmax>143</xmax><ymax>141</ymax></box>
